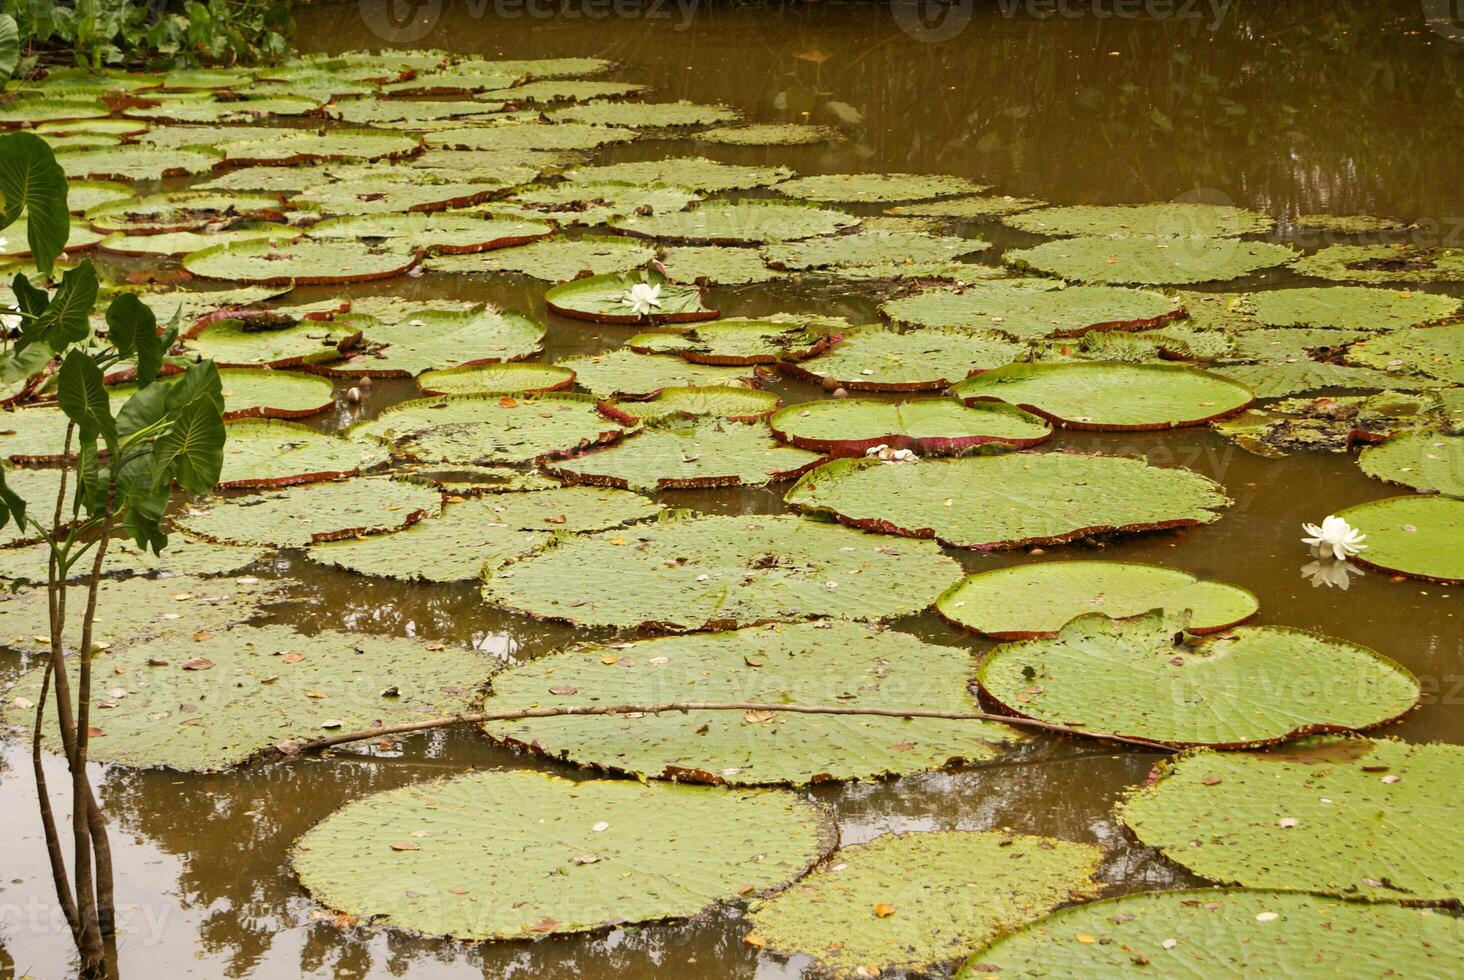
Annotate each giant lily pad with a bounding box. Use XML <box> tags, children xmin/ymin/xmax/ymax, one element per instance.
<box><xmin>181</xmin><ymin>317</ymin><xmax>362</xmax><ymax>369</ymax></box>
<box><xmin>1</xmin><ymin>625</ymin><xmax>488</xmax><ymax>771</ymax></box>
<box><xmin>749</xmin><ymin>831</ymin><xmax>1101</xmax><ymax>978</ymax></box>
<box><xmin>882</xmin><ymin>280</ymin><xmax>1183</xmax><ymax>340</ymax></box>
<box><xmin>0</xmin><ymin>536</ymin><xmax>264</xmax><ymax>585</ymax></box>
<box><xmin>548</xmin><ymin>100</ymin><xmax>738</xmax><ymax>127</ymax></box>
<box><xmin>308</xmin><ymin>488</ymin><xmax>660</xmax><ymax>582</ymax></box>
<box><xmin>433</xmin><ymin>235</ymin><xmax>655</xmax><ymax>280</ymax></box>
<box><xmin>0</xmin><ymin>406</ymin><xmax>75</xmax><ymax>464</ymax></box>
<box><xmin>762</xmin><ymin>230</ymin><xmax>989</xmax><ymax>274</ymax></box>
<box><xmin>1210</xmin><ymin>360</ymin><xmax>1433</xmax><ymax>399</ymax></box>
<box><xmin>482</xmin><ymin>513</ymin><xmax>962</xmax><ymax>631</ymax></box>
<box><xmin>1003</xmin><ymin>202</ymin><xmax>1273</xmax><ymax>238</ymax></box>
<box><xmin>1333</xmin><ymin>495</ymin><xmax>1464</xmax><ymax>583</ymax></box>
<box><xmin>479</xmin><ymin>79</ymin><xmax>646</xmax><ymax>103</ymax></box>
<box><xmin>183</xmin><ymin>238</ymin><xmax>419</xmax><ymax>285</ymax></box>
<box><xmin>382</xmin><ymin>66</ymin><xmax>520</xmax><ymax>95</ymax></box>
<box><xmin>1006</xmin><ymin>236</ymin><xmax>1298</xmax><ymax>285</ymax></box>
<box><xmin>497</xmin><ymin>181</ymin><xmax>697</xmax><ymax>227</ymax></box>
<box><xmin>774</xmin><ymin>173</ymin><xmax>985</xmax><ymax>203</ymax></box>
<box><xmin>1250</xmin><ymin>286</ymin><xmax>1460</xmax><ymax>331</ymax></box>
<box><xmin>0</xmin><ymin>97</ymin><xmax>112</xmax><ymax>127</ymax></box>
<box><xmin>356</xmin><ymin>393</ymin><xmax>633</xmax><ymax>466</ymax></box>
<box><xmin>1292</xmin><ymin>244</ymin><xmax>1464</xmax><ymax>285</ymax></box>
<box><xmin>783</xmin><ymin>325</ymin><xmax>1026</xmax><ymax>392</ymax></box>
<box><xmin>0</xmin><ymin>469</ymin><xmax>73</xmax><ymax>544</ymax></box>
<box><xmin>0</xmin><ymin>218</ymin><xmax>101</xmax><ymax>256</ymax></box>
<box><xmin>954</xmin><ymin>362</ymin><xmax>1254</xmax><ymax>430</ymax></box>
<box><xmin>544</xmin><ymin>271</ymin><xmax>716</xmax><ymax>325</ymax></box>
<box><xmin>1120</xmin><ymin>739</ymin><xmax>1464</xmax><ymax>901</ymax></box>
<box><xmin>958</xmin><ymin>888</ymin><xmax>1464</xmax><ymax>978</ymax></box>
<box><xmin>1214</xmin><ymin>391</ymin><xmax>1447</xmax><ymax>458</ymax></box>
<box><xmin>696</xmin><ymin>123</ymin><xmax>841</xmax><ymax>145</ymax></box>
<box><xmin>597</xmin><ymin>386</ymin><xmax>779</xmax><ymax>424</ymax></box>
<box><xmin>610</xmin><ymin>200</ymin><xmax>857</xmax><ymax>245</ymax></box>
<box><xmin>562</xmin><ymin>157</ymin><xmax>791</xmax><ymax>192</ymax></box>
<box><xmin>889</xmin><ymin>195</ymin><xmax>1046</xmax><ymax>219</ymax></box>
<box><xmin>306</xmin><ymin>212</ymin><xmax>552</xmax><ymax>254</ymax></box>
<box><xmin>427</xmin><ymin>121</ymin><xmax>633</xmax><ymax>152</ymax></box>
<box><xmin>785</xmin><ymin>454</ymin><xmax>1229</xmax><ymax>550</ymax></box>
<box><xmin>937</xmin><ymin>561</ymin><xmax>1257</xmax><ymax>638</ymax></box>
<box><xmin>85</xmin><ymin>191</ymin><xmax>287</xmax><ymax>234</ymax></box>
<box><xmin>322</xmin><ymin>98</ymin><xmax>503</xmax><ymax>126</ymax></box>
<box><xmin>98</xmin><ymin>225</ymin><xmax>300</xmax><ymax>257</ymax></box>
<box><xmin>66</xmin><ymin>179</ymin><xmax>135</xmax><ymax>214</ymax></box>
<box><xmin>483</xmin><ymin>622</ymin><xmax>1016</xmax><ymax>785</ymax></box>
<box><xmin>291</xmin><ymin>770</ymin><xmax>830</xmax><ymax>941</ymax></box>
<box><xmin>560</xmin><ymin>349</ymin><xmax>757</xmax><ymax>396</ymax></box>
<box><xmin>175</xmin><ymin>476</ymin><xmax>442</xmax><ymax>547</ymax></box>
<box><xmin>660</xmin><ymin>245</ymin><xmax>786</xmax><ymax>285</ymax></box>
<box><xmin>1358</xmin><ymin>432</ymin><xmax>1464</xmax><ymax>497</ymax></box>
<box><xmin>325</xmin><ymin>307</ymin><xmax>545</xmax><ymax>377</ymax></box>
<box><xmin>1345</xmin><ymin>322</ymin><xmax>1464</xmax><ymax>385</ymax></box>
<box><xmin>217</xmin><ymin>129</ymin><xmax>420</xmax><ymax>166</ymax></box>
<box><xmin>769</xmin><ymin>398</ymin><xmax>1051</xmax><ymax>455</ymax></box>
<box><xmin>978</xmin><ymin>611</ymin><xmax>1417</xmax><ymax>748</ymax></box>
<box><xmin>417</xmin><ymin>362</ymin><xmax>574</xmax><ymax>396</ymax></box>
<box><xmin>546</xmin><ymin>418</ymin><xmax>821</xmax><ymax>491</ymax></box>
<box><xmin>676</xmin><ymin>318</ymin><xmax>843</xmax><ymax>365</ymax></box>
<box><xmin>218</xmin><ymin>419</ymin><xmax>387</xmax><ymax>489</ymax></box>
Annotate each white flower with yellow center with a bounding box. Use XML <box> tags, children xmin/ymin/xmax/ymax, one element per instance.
<box><xmin>1301</xmin><ymin>515</ymin><xmax>1366</xmax><ymax>560</ymax></box>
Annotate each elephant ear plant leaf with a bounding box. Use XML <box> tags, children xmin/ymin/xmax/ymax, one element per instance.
<box><xmin>0</xmin><ymin>131</ymin><xmax>231</xmax><ymax>980</ymax></box>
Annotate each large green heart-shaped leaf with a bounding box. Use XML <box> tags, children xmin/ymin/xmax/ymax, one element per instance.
<box><xmin>0</xmin><ymin>131</ymin><xmax>71</xmax><ymax>274</ymax></box>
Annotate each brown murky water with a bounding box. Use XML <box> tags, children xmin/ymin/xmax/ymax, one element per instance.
<box><xmin>3</xmin><ymin>1</ymin><xmax>1463</xmax><ymax>976</ymax></box>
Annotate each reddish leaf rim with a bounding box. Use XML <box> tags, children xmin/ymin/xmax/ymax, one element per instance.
<box><xmin>767</xmin><ymin>401</ymin><xmax>1052</xmax><ymax>457</ymax></box>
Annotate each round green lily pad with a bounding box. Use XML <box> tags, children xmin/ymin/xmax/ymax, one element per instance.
<box><xmin>1120</xmin><ymin>739</ymin><xmax>1464</xmax><ymax>902</ymax></box>
<box><xmin>544</xmin><ymin>271</ymin><xmax>717</xmax><ymax>325</ymax></box>
<box><xmin>978</xmin><ymin>610</ymin><xmax>1418</xmax><ymax>748</ymax></box>
<box><xmin>1006</xmin><ymin>236</ymin><xmax>1298</xmax><ymax>285</ymax></box>
<box><xmin>660</xmin><ymin>245</ymin><xmax>787</xmax><ymax>285</ymax></box>
<box><xmin>416</xmin><ymin>362</ymin><xmax>574</xmax><ymax>396</ymax></box>
<box><xmin>559</xmin><ymin>349</ymin><xmax>756</xmax><ymax>396</ymax></box>
<box><xmin>323</xmin><ymin>98</ymin><xmax>503</xmax><ymax>126</ymax></box>
<box><xmin>175</xmin><ymin>476</ymin><xmax>442</xmax><ymax>547</ymax></box>
<box><xmin>889</xmin><ymin>195</ymin><xmax>1046</xmax><ymax>219</ymax></box>
<box><xmin>1003</xmin><ymin>202</ymin><xmax>1274</xmax><ymax>238</ymax></box>
<box><xmin>1345</xmin><ymin>322</ymin><xmax>1464</xmax><ymax>385</ymax></box>
<box><xmin>0</xmin><ymin>405</ymin><xmax>74</xmax><ymax>464</ymax></box>
<box><xmin>427</xmin><ymin>121</ymin><xmax>633</xmax><ymax>152</ymax></box>
<box><xmin>610</xmin><ymin>200</ymin><xmax>858</xmax><ymax>245</ymax></box>
<box><xmin>325</xmin><ymin>307</ymin><xmax>545</xmax><ymax>377</ymax></box>
<box><xmin>85</xmin><ymin>190</ymin><xmax>288</xmax><ymax>234</ymax></box>
<box><xmin>305</xmin><ymin>212</ymin><xmax>552</xmax><ymax>254</ymax></box>
<box><xmin>763</xmin><ymin>231</ymin><xmax>989</xmax><ymax>273</ymax></box>
<box><xmin>181</xmin><ymin>317</ymin><xmax>363</xmax><ymax>369</ymax></box>
<box><xmin>290</xmin><ymin>173</ymin><xmax>508</xmax><ymax>216</ymax></box>
<box><xmin>1358</xmin><ymin>432</ymin><xmax>1464</xmax><ymax>497</ymax></box>
<box><xmin>0</xmin><ymin>625</ymin><xmax>489</xmax><ymax>771</ymax></box>
<box><xmin>120</xmin><ymin>368</ymin><xmax>337</xmax><ymax>425</ymax></box>
<box><xmin>954</xmin><ymin>362</ymin><xmax>1254</xmax><ymax>430</ymax></box>
<box><xmin>478</xmin><ymin>79</ymin><xmax>646</xmax><ymax>103</ymax></box>
<box><xmin>882</xmin><ymin>280</ymin><xmax>1183</xmax><ymax>340</ymax></box>
<box><xmin>598</xmin><ymin>386</ymin><xmax>778</xmax><ymax>424</ymax></box>
<box><xmin>218</xmin><ymin>419</ymin><xmax>387</xmax><ymax>489</ymax></box>
<box><xmin>548</xmin><ymin>100</ymin><xmax>738</xmax><ymax>127</ymax></box>
<box><xmin>483</xmin><ymin>620</ymin><xmax>1018</xmax><ymax>785</ymax></box>
<box><xmin>1292</xmin><ymin>244</ymin><xmax>1464</xmax><ymax>285</ymax></box>
<box><xmin>769</xmin><ymin>398</ymin><xmax>1051</xmax><ymax>455</ymax></box>
<box><xmin>958</xmin><ymin>888</ymin><xmax>1464</xmax><ymax>978</ymax></box>
<box><xmin>696</xmin><ymin>123</ymin><xmax>841</xmax><ymax>145</ymax></box>
<box><xmin>183</xmin><ymin>238</ymin><xmax>419</xmax><ymax>285</ymax></box>
<box><xmin>1334</xmin><ymin>495</ymin><xmax>1464</xmax><ymax>583</ymax></box>
<box><xmin>58</xmin><ymin>144</ymin><xmax>222</xmax><ymax>181</ymax></box>
<box><xmin>498</xmin><ymin>182</ymin><xmax>699</xmax><ymax>227</ymax></box>
<box><xmin>356</xmin><ymin>393</ymin><xmax>633</xmax><ymax>466</ymax></box>
<box><xmin>936</xmin><ymin>561</ymin><xmax>1258</xmax><ymax>638</ymax></box>
<box><xmin>1210</xmin><ymin>360</ymin><xmax>1432</xmax><ymax>400</ymax></box>
<box><xmin>783</xmin><ymin>325</ymin><xmax>1026</xmax><ymax>392</ymax></box>
<box><xmin>0</xmin><ymin>97</ymin><xmax>112</xmax><ymax>126</ymax></box>
<box><xmin>482</xmin><ymin>513</ymin><xmax>962</xmax><ymax>631</ymax></box>
<box><xmin>0</xmin><ymin>218</ymin><xmax>100</xmax><ymax>257</ymax></box>
<box><xmin>750</xmin><ymin>830</ymin><xmax>1101</xmax><ymax>978</ymax></box>
<box><xmin>676</xmin><ymin>318</ymin><xmax>843</xmax><ymax>365</ymax></box>
<box><xmin>434</xmin><ymin>235</ymin><xmax>656</xmax><ymax>280</ymax></box>
<box><xmin>98</xmin><ymin>225</ymin><xmax>301</xmax><ymax>257</ymax></box>
<box><xmin>785</xmin><ymin>454</ymin><xmax>1229</xmax><ymax>550</ymax></box>
<box><xmin>0</xmin><ymin>536</ymin><xmax>264</xmax><ymax>585</ymax></box>
<box><xmin>382</xmin><ymin>66</ymin><xmax>520</xmax><ymax>95</ymax></box>
<box><xmin>774</xmin><ymin>172</ymin><xmax>986</xmax><ymax>204</ymax></box>
<box><xmin>1250</xmin><ymin>286</ymin><xmax>1460</xmax><ymax>331</ymax></box>
<box><xmin>308</xmin><ymin>488</ymin><xmax>661</xmax><ymax>582</ymax></box>
<box><xmin>66</xmin><ymin>179</ymin><xmax>135</xmax><ymax>214</ymax></box>
<box><xmin>564</xmin><ymin>157</ymin><xmax>792</xmax><ymax>192</ymax></box>
<box><xmin>547</xmin><ymin>418</ymin><xmax>822</xmax><ymax>491</ymax></box>
<box><xmin>290</xmin><ymin>770</ymin><xmax>831</xmax><ymax>941</ymax></box>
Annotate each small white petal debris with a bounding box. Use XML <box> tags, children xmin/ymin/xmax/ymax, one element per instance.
<box><xmin>620</xmin><ymin>282</ymin><xmax>663</xmax><ymax>317</ymax></box>
<box><xmin>864</xmin><ymin>444</ymin><xmax>917</xmax><ymax>464</ymax></box>
<box><xmin>591</xmin><ymin>821</ymin><xmax>610</xmax><ymax>833</ymax></box>
<box><xmin>1301</xmin><ymin>515</ymin><xmax>1367</xmax><ymax>560</ymax></box>
<box><xmin>1277</xmin><ymin>817</ymin><xmax>1299</xmax><ymax>828</ymax></box>
<box><xmin>1255</xmin><ymin>911</ymin><xmax>1279</xmax><ymax>922</ymax></box>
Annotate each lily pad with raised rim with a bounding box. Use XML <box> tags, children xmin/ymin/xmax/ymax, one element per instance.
<box><xmin>324</xmin><ymin>308</ymin><xmax>545</xmax><ymax>377</ymax></box>
<box><xmin>482</xmin><ymin>512</ymin><xmax>962</xmax><ymax>631</ymax></box>
<box><xmin>175</xmin><ymin>476</ymin><xmax>443</xmax><ymax>547</ymax></box>
<box><xmin>1334</xmin><ymin>495</ymin><xmax>1464</xmax><ymax>583</ymax></box>
<box><xmin>548</xmin><ymin>100</ymin><xmax>738</xmax><ymax>127</ymax></box>
<box><xmin>180</xmin><ymin>318</ymin><xmax>363</xmax><ymax>369</ymax></box>
<box><xmin>544</xmin><ymin>271</ymin><xmax>717</xmax><ymax>325</ymax></box>
<box><xmin>784</xmin><ymin>453</ymin><xmax>1229</xmax><ymax>550</ymax></box>
<box><xmin>782</xmin><ymin>325</ymin><xmax>1026</xmax><ymax>392</ymax></box>
<box><xmin>1003</xmin><ymin>202</ymin><xmax>1274</xmax><ymax>238</ymax></box>
<box><xmin>659</xmin><ymin>245</ymin><xmax>787</xmax><ymax>285</ymax></box>
<box><xmin>417</xmin><ymin>362</ymin><xmax>575</xmax><ymax>396</ymax></box>
<box><xmin>98</xmin><ymin>225</ymin><xmax>301</xmax><ymax>257</ymax></box>
<box><xmin>1211</xmin><ymin>360</ymin><xmax>1434</xmax><ymax>399</ymax></box>
<box><xmin>218</xmin><ymin>419</ymin><xmax>388</xmax><ymax>489</ymax></box>
<box><xmin>1006</xmin><ymin>236</ymin><xmax>1298</xmax><ymax>285</ymax></box>
<box><xmin>217</xmin><ymin>129</ymin><xmax>420</xmax><ymax>166</ymax></box>
<box><xmin>1250</xmin><ymin>286</ymin><xmax>1460</xmax><ymax>331</ymax></box>
<box><xmin>696</xmin><ymin>123</ymin><xmax>841</xmax><ymax>145</ymax></box>
<box><xmin>1345</xmin><ymin>322</ymin><xmax>1464</xmax><ymax>385</ymax></box>
<box><xmin>1292</xmin><ymin>244</ymin><xmax>1464</xmax><ymax>285</ymax></box>
<box><xmin>597</xmin><ymin>386</ymin><xmax>778</xmax><ymax>424</ymax></box>
<box><xmin>888</xmin><ymin>195</ymin><xmax>1046</xmax><ymax>219</ymax></box>
<box><xmin>184</xmin><ymin>238</ymin><xmax>418</xmax><ymax>285</ymax></box>
<box><xmin>774</xmin><ymin>172</ymin><xmax>986</xmax><ymax>204</ymax></box>
<box><xmin>762</xmin><ymin>230</ymin><xmax>990</xmax><ymax>273</ymax></box>
<box><xmin>882</xmin><ymin>279</ymin><xmax>1183</xmax><ymax>340</ymax></box>
<box><xmin>562</xmin><ymin>157</ymin><xmax>792</xmax><ymax>192</ymax></box>
<box><xmin>676</xmin><ymin>317</ymin><xmax>843</xmax><ymax>365</ymax></box>
<box><xmin>497</xmin><ymin>182</ymin><xmax>699</xmax><ymax>227</ymax></box>
<box><xmin>1357</xmin><ymin>432</ymin><xmax>1464</xmax><ymax>497</ymax></box>
<box><xmin>305</xmin><ymin>212</ymin><xmax>552</xmax><ymax>254</ymax></box>
<box><xmin>769</xmin><ymin>398</ymin><xmax>1051</xmax><ymax>455</ymax></box>
<box><xmin>0</xmin><ymin>536</ymin><xmax>265</xmax><ymax>585</ymax></box>
<box><xmin>85</xmin><ymin>190</ymin><xmax>287</xmax><ymax>234</ymax></box>
<box><xmin>478</xmin><ymin>79</ymin><xmax>646</xmax><ymax>103</ymax></box>
<box><xmin>610</xmin><ymin>199</ymin><xmax>858</xmax><ymax>245</ymax></box>
<box><xmin>561</xmin><ymin>349</ymin><xmax>758</xmax><ymax>396</ymax></box>
<box><xmin>432</xmin><ymin>235</ymin><xmax>656</xmax><ymax>281</ymax></box>
<box><xmin>426</xmin><ymin>121</ymin><xmax>633</xmax><ymax>152</ymax></box>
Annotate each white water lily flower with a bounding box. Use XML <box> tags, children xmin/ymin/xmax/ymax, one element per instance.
<box><xmin>622</xmin><ymin>282</ymin><xmax>662</xmax><ymax>317</ymax></box>
<box><xmin>1301</xmin><ymin>515</ymin><xmax>1367</xmax><ymax>560</ymax></box>
<box><xmin>864</xmin><ymin>444</ymin><xmax>890</xmax><ymax>457</ymax></box>
<box><xmin>866</xmin><ymin>444</ymin><xmax>917</xmax><ymax>465</ymax></box>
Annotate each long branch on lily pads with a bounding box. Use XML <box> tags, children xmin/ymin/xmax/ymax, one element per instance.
<box><xmin>277</xmin><ymin>701</ymin><xmax>1170</xmax><ymax>757</ymax></box>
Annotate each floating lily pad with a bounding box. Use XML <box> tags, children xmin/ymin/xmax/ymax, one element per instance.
<box><xmin>954</xmin><ymin>362</ymin><xmax>1253</xmax><ymax>430</ymax></box>
<box><xmin>326</xmin><ymin>308</ymin><xmax>545</xmax><ymax>377</ymax></box>
<box><xmin>218</xmin><ymin>419</ymin><xmax>387</xmax><ymax>489</ymax></box>
<box><xmin>0</xmin><ymin>406</ymin><xmax>75</xmax><ymax>464</ymax></box>
<box><xmin>357</xmin><ymin>393</ymin><xmax>633</xmax><ymax>466</ymax></box>
<box><xmin>126</xmin><ymin>94</ymin><xmax>322</xmax><ymax>123</ymax></box>
<box><xmin>498</xmin><ymin>181</ymin><xmax>698</xmax><ymax>227</ymax></box>
<box><xmin>563</xmin><ymin>157</ymin><xmax>792</xmax><ymax>192</ymax></box>
<box><xmin>676</xmin><ymin>318</ymin><xmax>842</xmax><ymax>365</ymax></box>
<box><xmin>479</xmin><ymin>79</ymin><xmax>646</xmax><ymax>103</ymax></box>
<box><xmin>289</xmin><ymin>173</ymin><xmax>510</xmax><ymax>216</ymax></box>
<box><xmin>888</xmin><ymin>195</ymin><xmax>1047</xmax><ymax>219</ymax></box>
<box><xmin>184</xmin><ymin>238</ymin><xmax>419</xmax><ymax>285</ymax></box>
<box><xmin>775</xmin><ymin>173</ymin><xmax>985</xmax><ymax>204</ymax></box>
<box><xmin>137</xmin><ymin>122</ymin><xmax>296</xmax><ymax>151</ymax></box>
<box><xmin>181</xmin><ymin>318</ymin><xmax>363</xmax><ymax>369</ymax></box>
<box><xmin>1229</xmin><ymin>327</ymin><xmax>1365</xmax><ymax>362</ymax></box>
<box><xmin>783</xmin><ymin>325</ymin><xmax>1026</xmax><ymax>392</ymax></box>
<box><xmin>1292</xmin><ymin>244</ymin><xmax>1464</xmax><ymax>285</ymax></box>
<box><xmin>546</xmin><ymin>418</ymin><xmax>821</xmax><ymax>491</ymax></box>
<box><xmin>1296</xmin><ymin>213</ymin><xmax>1411</xmax><ymax>234</ymax></box>
<box><xmin>750</xmin><ymin>831</ymin><xmax>1101</xmax><ymax>978</ymax></box>
<box><xmin>769</xmin><ymin>398</ymin><xmax>1051</xmax><ymax>455</ymax></box>
<box><xmin>785</xmin><ymin>454</ymin><xmax>1229</xmax><ymax>550</ymax></box>
<box><xmin>978</xmin><ymin>610</ymin><xmax>1417</xmax><ymax>747</ymax></box>
<box><xmin>597</xmin><ymin>386</ymin><xmax>778</xmax><ymax>424</ymax></box>
<box><xmin>1120</xmin><ymin>739</ymin><xmax>1464</xmax><ymax>901</ymax></box>
<box><xmin>1358</xmin><ymin>432</ymin><xmax>1464</xmax><ymax>497</ymax></box>
<box><xmin>85</xmin><ymin>191</ymin><xmax>287</xmax><ymax>234</ymax></box>
<box><xmin>696</xmin><ymin>123</ymin><xmax>841</xmax><ymax>145</ymax></box>
<box><xmin>1333</xmin><ymin>495</ymin><xmax>1464</xmax><ymax>583</ymax></box>
<box><xmin>322</xmin><ymin>98</ymin><xmax>503</xmax><ymax>126</ymax></box>
<box><xmin>291</xmin><ymin>770</ymin><xmax>829</xmax><ymax>941</ymax></box>
<box><xmin>660</xmin><ymin>245</ymin><xmax>787</xmax><ymax>285</ymax></box>
<box><xmin>1345</xmin><ymin>322</ymin><xmax>1464</xmax><ymax>385</ymax></box>
<box><xmin>0</xmin><ymin>536</ymin><xmax>264</xmax><ymax>585</ymax></box>
<box><xmin>1210</xmin><ymin>360</ymin><xmax>1433</xmax><ymax>399</ymax></box>
<box><xmin>2</xmin><ymin>625</ymin><xmax>488</xmax><ymax>770</ymax></box>
<box><xmin>0</xmin><ymin>218</ymin><xmax>100</xmax><ymax>256</ymax></box>
<box><xmin>176</xmin><ymin>476</ymin><xmax>442</xmax><ymax>547</ymax></box>
<box><xmin>958</xmin><ymin>888</ymin><xmax>1464</xmax><ymax>978</ymax></box>
<box><xmin>0</xmin><ymin>97</ymin><xmax>112</xmax><ymax>126</ymax></box>
<box><xmin>98</xmin><ymin>225</ymin><xmax>300</xmax><ymax>257</ymax></box>
<box><xmin>938</xmin><ymin>561</ymin><xmax>1258</xmax><ymax>638</ymax></box>
<box><xmin>549</xmin><ymin>100</ymin><xmax>738</xmax><ymax>127</ymax></box>
<box><xmin>763</xmin><ymin>231</ymin><xmax>989</xmax><ymax>273</ymax></box>
<box><xmin>1003</xmin><ymin>202</ymin><xmax>1273</xmax><ymax>238</ymax></box>
<box><xmin>560</xmin><ymin>349</ymin><xmax>757</xmax><ymax>396</ymax></box>
<box><xmin>306</xmin><ymin>212</ymin><xmax>552</xmax><ymax>254</ymax></box>
<box><xmin>1215</xmin><ymin>391</ymin><xmax>1449</xmax><ymax>457</ymax></box>
<box><xmin>610</xmin><ymin>199</ymin><xmax>858</xmax><ymax>245</ymax></box>
<box><xmin>482</xmin><ymin>513</ymin><xmax>961</xmax><ymax>631</ymax></box>
<box><xmin>427</xmin><ymin>121</ymin><xmax>633</xmax><ymax>152</ymax></box>
<box><xmin>66</xmin><ymin>179</ymin><xmax>135</xmax><ymax>214</ymax></box>
<box><xmin>1006</xmin><ymin>236</ymin><xmax>1298</xmax><ymax>285</ymax></box>
<box><xmin>216</xmin><ymin>129</ymin><xmax>419</xmax><ymax>166</ymax></box>
<box><xmin>431</xmin><ymin>235</ymin><xmax>655</xmax><ymax>280</ymax></box>
<box><xmin>882</xmin><ymin>280</ymin><xmax>1183</xmax><ymax>340</ymax></box>
<box><xmin>544</xmin><ymin>271</ymin><xmax>717</xmax><ymax>325</ymax></box>
<box><xmin>417</xmin><ymin>362</ymin><xmax>574</xmax><ymax>396</ymax></box>
<box><xmin>1250</xmin><ymin>286</ymin><xmax>1460</xmax><ymax>331</ymax></box>
<box><xmin>484</xmin><ymin>621</ymin><xmax>1017</xmax><ymax>785</ymax></box>
<box><xmin>308</xmin><ymin>488</ymin><xmax>660</xmax><ymax>582</ymax></box>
